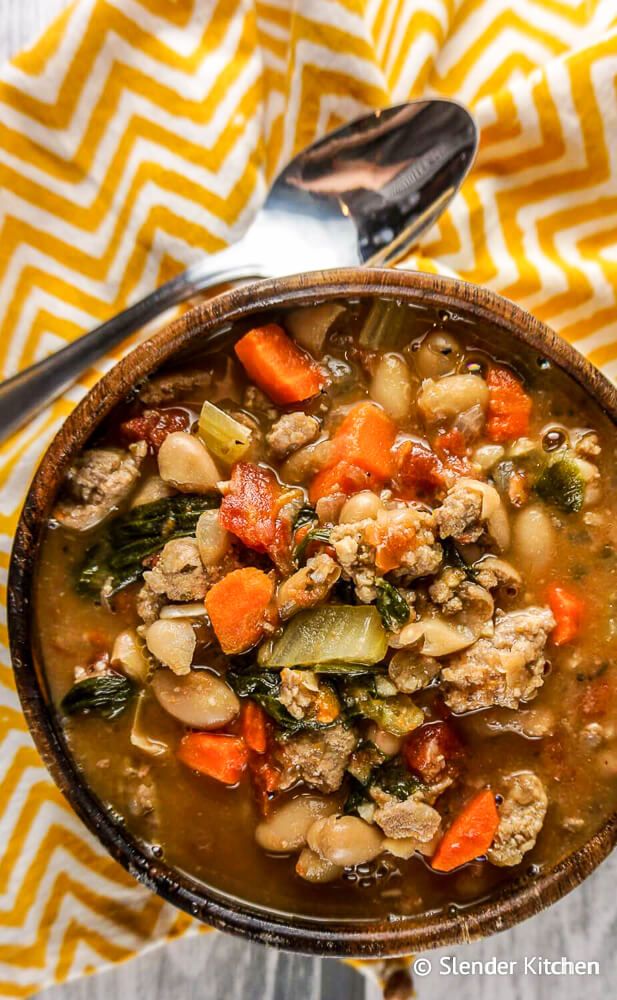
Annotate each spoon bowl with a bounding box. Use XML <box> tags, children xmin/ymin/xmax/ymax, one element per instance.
<box><xmin>0</xmin><ymin>99</ymin><xmax>477</xmax><ymax>442</ymax></box>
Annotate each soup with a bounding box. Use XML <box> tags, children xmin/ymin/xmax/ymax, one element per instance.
<box><xmin>35</xmin><ymin>297</ymin><xmax>617</xmax><ymax>921</ymax></box>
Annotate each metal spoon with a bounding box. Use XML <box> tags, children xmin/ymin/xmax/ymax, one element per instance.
<box><xmin>0</xmin><ymin>99</ymin><xmax>477</xmax><ymax>442</ymax></box>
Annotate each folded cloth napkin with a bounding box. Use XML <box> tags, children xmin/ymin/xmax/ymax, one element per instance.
<box><xmin>1</xmin><ymin>0</ymin><xmax>617</xmax><ymax>995</ymax></box>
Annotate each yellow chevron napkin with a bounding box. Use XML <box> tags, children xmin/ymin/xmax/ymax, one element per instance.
<box><xmin>1</xmin><ymin>0</ymin><xmax>617</xmax><ymax>995</ymax></box>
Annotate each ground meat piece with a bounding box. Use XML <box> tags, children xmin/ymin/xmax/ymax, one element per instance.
<box><xmin>276</xmin><ymin>553</ymin><xmax>341</xmax><ymax>619</ymax></box>
<box><xmin>243</xmin><ymin>385</ymin><xmax>279</xmax><ymax>421</ymax></box>
<box><xmin>330</xmin><ymin>505</ymin><xmax>442</xmax><ymax>603</ymax></box>
<box><xmin>434</xmin><ymin>481</ymin><xmax>484</xmax><ymax>543</ymax></box>
<box><xmin>267</xmin><ymin>412</ymin><xmax>320</xmax><ymax>458</ymax></box>
<box><xmin>442</xmin><ymin>606</ymin><xmax>555</xmax><ymax>713</ymax></box>
<box><xmin>278</xmin><ymin>668</ymin><xmax>337</xmax><ymax>721</ymax></box>
<box><xmin>574</xmin><ymin>431</ymin><xmax>601</xmax><ymax>458</ymax></box>
<box><xmin>143</xmin><ymin>538</ymin><xmax>208</xmax><ymax>601</ymax></box>
<box><xmin>139</xmin><ymin>370</ymin><xmax>212</xmax><ymax>405</ymax></box>
<box><xmin>428</xmin><ymin>566</ymin><xmax>467</xmax><ymax>612</ymax></box>
<box><xmin>136</xmin><ymin>583</ymin><xmax>166</xmax><ymax>625</ymax></box>
<box><xmin>372</xmin><ymin>790</ymin><xmax>441</xmax><ymax>841</ymax></box>
<box><xmin>276</xmin><ymin>722</ymin><xmax>358</xmax><ymax>793</ymax></box>
<box><xmin>488</xmin><ymin>772</ymin><xmax>548</xmax><ymax>867</ymax></box>
<box><xmin>388</xmin><ymin>650</ymin><xmax>440</xmax><ymax>694</ymax></box>
<box><xmin>54</xmin><ymin>442</ymin><xmax>147</xmax><ymax>531</ymax></box>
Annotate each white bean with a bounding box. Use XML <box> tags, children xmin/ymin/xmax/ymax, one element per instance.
<box><xmin>158</xmin><ymin>432</ymin><xmax>220</xmax><ymax>493</ymax></box>
<box><xmin>307</xmin><ymin>814</ymin><xmax>383</xmax><ymax>866</ymax></box>
<box><xmin>255</xmin><ymin>795</ymin><xmax>338</xmax><ymax>853</ymax></box>
<box><xmin>369</xmin><ymin>354</ymin><xmax>414</xmax><ymax>421</ymax></box>
<box><xmin>130</xmin><ymin>475</ymin><xmax>175</xmax><ymax>508</ymax></box>
<box><xmin>512</xmin><ymin>505</ymin><xmax>555</xmax><ymax>574</ymax></box>
<box><xmin>391</xmin><ymin>618</ymin><xmax>476</xmax><ymax>657</ymax></box>
<box><xmin>145</xmin><ymin>620</ymin><xmax>196</xmax><ymax>675</ymax></box>
<box><xmin>417</xmin><ymin>374</ymin><xmax>489</xmax><ymax>424</ymax></box>
<box><xmin>295</xmin><ymin>848</ymin><xmax>343</xmax><ymax>883</ymax></box>
<box><xmin>474</xmin><ymin>444</ymin><xmax>505</xmax><ymax>471</ymax></box>
<box><xmin>339</xmin><ymin>491</ymin><xmax>383</xmax><ymax>523</ymax></box>
<box><xmin>412</xmin><ymin>330</ymin><xmax>461</xmax><ymax>379</ymax></box>
<box><xmin>151</xmin><ymin>668</ymin><xmax>239</xmax><ymax>728</ymax></box>
<box><xmin>196</xmin><ymin>509</ymin><xmax>230</xmax><ymax>566</ymax></box>
<box><xmin>110</xmin><ymin>629</ymin><xmax>149</xmax><ymax>684</ymax></box>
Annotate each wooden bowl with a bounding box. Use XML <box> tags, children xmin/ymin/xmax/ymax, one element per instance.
<box><xmin>8</xmin><ymin>268</ymin><xmax>617</xmax><ymax>956</ymax></box>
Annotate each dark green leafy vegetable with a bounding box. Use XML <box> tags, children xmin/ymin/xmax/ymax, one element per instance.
<box><xmin>293</xmin><ymin>526</ymin><xmax>331</xmax><ymax>565</ymax></box>
<box><xmin>61</xmin><ymin>673</ymin><xmax>135</xmax><ymax>720</ymax></box>
<box><xmin>344</xmin><ymin>775</ymin><xmax>373</xmax><ymax>816</ymax></box>
<box><xmin>375</xmin><ymin>579</ymin><xmax>410</xmax><ymax>631</ymax></box>
<box><xmin>346</xmin><ymin>740</ymin><xmax>386</xmax><ymax>784</ymax></box>
<box><xmin>535</xmin><ymin>455</ymin><xmax>585</xmax><ymax>513</ymax></box>
<box><xmin>293</xmin><ymin>505</ymin><xmax>317</xmax><ymax>531</ymax></box>
<box><xmin>77</xmin><ymin>494</ymin><xmax>219</xmax><ymax>597</ymax></box>
<box><xmin>226</xmin><ymin>668</ymin><xmax>332</xmax><ymax>735</ymax></box>
<box><xmin>370</xmin><ymin>758</ymin><xmax>424</xmax><ymax>801</ymax></box>
<box><xmin>312</xmin><ymin>662</ymin><xmax>376</xmax><ymax>675</ymax></box>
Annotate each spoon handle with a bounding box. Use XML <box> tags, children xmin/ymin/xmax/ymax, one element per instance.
<box><xmin>0</xmin><ymin>242</ymin><xmax>266</xmax><ymax>444</ymax></box>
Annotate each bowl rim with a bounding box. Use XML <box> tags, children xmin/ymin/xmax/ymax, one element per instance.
<box><xmin>8</xmin><ymin>267</ymin><xmax>617</xmax><ymax>957</ymax></box>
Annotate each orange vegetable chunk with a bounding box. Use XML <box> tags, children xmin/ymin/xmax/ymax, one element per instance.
<box><xmin>431</xmin><ymin>789</ymin><xmax>499</xmax><ymax>872</ymax></box>
<box><xmin>234</xmin><ymin>323</ymin><xmax>326</xmax><ymax>405</ymax></box>
<box><xmin>242</xmin><ymin>701</ymin><xmax>268</xmax><ymax>754</ymax></box>
<box><xmin>547</xmin><ymin>583</ymin><xmax>585</xmax><ymax>645</ymax></box>
<box><xmin>308</xmin><ymin>461</ymin><xmax>375</xmax><ymax>504</ymax></box>
<box><xmin>486</xmin><ymin>367</ymin><xmax>532</xmax><ymax>442</ymax></box>
<box><xmin>206</xmin><ymin>566</ymin><xmax>275</xmax><ymax>654</ymax></box>
<box><xmin>177</xmin><ymin>733</ymin><xmax>249</xmax><ymax>785</ymax></box>
<box><xmin>332</xmin><ymin>401</ymin><xmax>396</xmax><ymax>479</ymax></box>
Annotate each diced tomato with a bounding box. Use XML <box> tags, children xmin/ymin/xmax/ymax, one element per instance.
<box><xmin>249</xmin><ymin>755</ymin><xmax>283</xmax><ymax>815</ymax></box>
<box><xmin>219</xmin><ymin>461</ymin><xmax>294</xmax><ymax>570</ymax></box>
<box><xmin>392</xmin><ymin>439</ymin><xmax>446</xmax><ymax>500</ymax></box>
<box><xmin>404</xmin><ymin>721</ymin><xmax>464</xmax><ymax>783</ymax></box>
<box><xmin>486</xmin><ymin>367</ymin><xmax>532</xmax><ymax>442</ymax></box>
<box><xmin>120</xmin><ymin>408</ymin><xmax>190</xmax><ymax>451</ymax></box>
<box><xmin>580</xmin><ymin>675</ymin><xmax>611</xmax><ymax>719</ymax></box>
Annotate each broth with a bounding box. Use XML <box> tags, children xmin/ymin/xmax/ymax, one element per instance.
<box><xmin>35</xmin><ymin>298</ymin><xmax>617</xmax><ymax>920</ymax></box>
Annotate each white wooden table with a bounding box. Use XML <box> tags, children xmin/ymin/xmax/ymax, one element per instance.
<box><xmin>2</xmin><ymin>3</ymin><xmax>616</xmax><ymax>998</ymax></box>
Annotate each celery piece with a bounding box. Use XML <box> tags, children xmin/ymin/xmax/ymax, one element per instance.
<box><xmin>265</xmin><ymin>605</ymin><xmax>388</xmax><ymax>668</ymax></box>
<box><xmin>358</xmin><ymin>300</ymin><xmax>410</xmax><ymax>349</ymax></box>
<box><xmin>198</xmin><ymin>400</ymin><xmax>251</xmax><ymax>464</ymax></box>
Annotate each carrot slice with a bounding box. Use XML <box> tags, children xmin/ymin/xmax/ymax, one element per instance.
<box><xmin>177</xmin><ymin>733</ymin><xmax>249</xmax><ymax>785</ymax></box>
<box><xmin>308</xmin><ymin>461</ymin><xmax>375</xmax><ymax>504</ymax></box>
<box><xmin>219</xmin><ymin>461</ymin><xmax>292</xmax><ymax>569</ymax></box>
<box><xmin>241</xmin><ymin>701</ymin><xmax>268</xmax><ymax>754</ymax></box>
<box><xmin>431</xmin><ymin>789</ymin><xmax>500</xmax><ymax>872</ymax></box>
<box><xmin>234</xmin><ymin>323</ymin><xmax>326</xmax><ymax>405</ymax></box>
<box><xmin>332</xmin><ymin>402</ymin><xmax>396</xmax><ymax>479</ymax></box>
<box><xmin>206</xmin><ymin>567</ymin><xmax>275</xmax><ymax>654</ymax></box>
<box><xmin>486</xmin><ymin>367</ymin><xmax>532</xmax><ymax>442</ymax></box>
<box><xmin>547</xmin><ymin>584</ymin><xmax>585</xmax><ymax>645</ymax></box>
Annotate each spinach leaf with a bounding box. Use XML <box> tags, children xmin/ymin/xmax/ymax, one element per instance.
<box><xmin>77</xmin><ymin>494</ymin><xmax>219</xmax><ymax>598</ymax></box>
<box><xmin>375</xmin><ymin>579</ymin><xmax>410</xmax><ymax>631</ymax></box>
<box><xmin>292</xmin><ymin>526</ymin><xmax>331</xmax><ymax>566</ymax></box>
<box><xmin>343</xmin><ymin>774</ymin><xmax>373</xmax><ymax>816</ymax></box>
<box><xmin>340</xmin><ymin>678</ymin><xmax>424</xmax><ymax>737</ymax></box>
<box><xmin>61</xmin><ymin>673</ymin><xmax>135</xmax><ymax>720</ymax></box>
<box><xmin>293</xmin><ymin>505</ymin><xmax>317</xmax><ymax>531</ymax></box>
<box><xmin>226</xmin><ymin>668</ymin><xmax>332</xmax><ymax>735</ymax></box>
<box><xmin>370</xmin><ymin>758</ymin><xmax>424</xmax><ymax>801</ymax></box>
<box><xmin>535</xmin><ymin>456</ymin><xmax>585</xmax><ymax>513</ymax></box>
